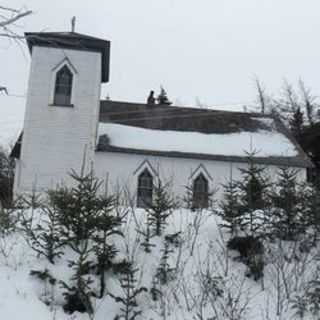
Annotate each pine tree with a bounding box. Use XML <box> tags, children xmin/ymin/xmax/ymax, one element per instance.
<box><xmin>301</xmin><ymin>183</ymin><xmax>320</xmax><ymax>243</ymax></box>
<box><xmin>50</xmin><ymin>170</ymin><xmax>121</xmax><ymax>313</ymax></box>
<box><xmin>237</xmin><ymin>153</ymin><xmax>270</xmax><ymax>236</ymax></box>
<box><xmin>0</xmin><ymin>148</ymin><xmax>14</xmax><ymax>208</ymax></box>
<box><xmin>290</xmin><ymin>107</ymin><xmax>304</xmax><ymax>143</ymax></box>
<box><xmin>156</xmin><ymin>236</ymin><xmax>176</xmax><ymax>285</ymax></box>
<box><xmin>60</xmin><ymin>256</ymin><xmax>95</xmax><ymax>314</ymax></box>
<box><xmin>147</xmin><ymin>180</ymin><xmax>175</xmax><ymax>237</ymax></box>
<box><xmin>0</xmin><ymin>203</ymin><xmax>19</xmax><ymax>236</ymax></box>
<box><xmin>93</xmin><ymin>194</ymin><xmax>123</xmax><ymax>298</ymax></box>
<box><xmin>110</xmin><ymin>263</ymin><xmax>148</xmax><ymax>320</ymax></box>
<box><xmin>150</xmin><ymin>276</ymin><xmax>161</xmax><ymax>301</ymax></box>
<box><xmin>139</xmin><ymin>213</ymin><xmax>155</xmax><ymax>253</ymax></box>
<box><xmin>20</xmin><ymin>200</ymin><xmax>65</xmax><ymax>264</ymax></box>
<box><xmin>219</xmin><ymin>178</ymin><xmax>242</xmax><ymax>236</ymax></box>
<box><xmin>51</xmin><ymin>170</ymin><xmax>104</xmax><ymax>246</ymax></box>
<box><xmin>157</xmin><ymin>86</ymin><xmax>172</xmax><ymax>105</ymax></box>
<box><xmin>270</xmin><ymin>167</ymin><xmax>303</xmax><ymax>240</ymax></box>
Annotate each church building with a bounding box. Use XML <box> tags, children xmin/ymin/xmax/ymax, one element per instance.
<box><xmin>11</xmin><ymin>31</ymin><xmax>312</xmax><ymax>207</ymax></box>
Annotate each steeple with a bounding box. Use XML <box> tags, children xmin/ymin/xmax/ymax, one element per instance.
<box><xmin>25</xmin><ymin>31</ymin><xmax>111</xmax><ymax>83</ymax></box>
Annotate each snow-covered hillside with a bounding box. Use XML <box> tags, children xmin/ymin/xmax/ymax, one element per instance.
<box><xmin>0</xmin><ymin>206</ymin><xmax>319</xmax><ymax>320</ymax></box>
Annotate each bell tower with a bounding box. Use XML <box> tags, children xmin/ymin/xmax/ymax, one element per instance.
<box><xmin>14</xmin><ymin>31</ymin><xmax>110</xmax><ymax>193</ymax></box>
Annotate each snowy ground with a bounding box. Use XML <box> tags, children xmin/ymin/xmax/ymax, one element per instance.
<box><xmin>0</xmin><ymin>207</ymin><xmax>318</xmax><ymax>320</ymax></box>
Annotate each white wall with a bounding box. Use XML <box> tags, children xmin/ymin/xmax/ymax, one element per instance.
<box><xmin>94</xmin><ymin>151</ymin><xmax>307</xmax><ymax>203</ymax></box>
<box><xmin>15</xmin><ymin>46</ymin><xmax>102</xmax><ymax>194</ymax></box>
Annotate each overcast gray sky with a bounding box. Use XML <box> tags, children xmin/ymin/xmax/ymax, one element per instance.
<box><xmin>1</xmin><ymin>0</ymin><xmax>320</xmax><ymax>147</ymax></box>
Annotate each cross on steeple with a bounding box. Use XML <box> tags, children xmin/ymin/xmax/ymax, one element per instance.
<box><xmin>71</xmin><ymin>16</ymin><xmax>76</xmax><ymax>32</ymax></box>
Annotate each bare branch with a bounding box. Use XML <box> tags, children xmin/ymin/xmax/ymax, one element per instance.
<box><xmin>0</xmin><ymin>33</ymin><xmax>24</xmax><ymax>39</ymax></box>
<box><xmin>0</xmin><ymin>10</ymin><xmax>32</xmax><ymax>28</ymax></box>
<box><xmin>0</xmin><ymin>6</ymin><xmax>20</xmax><ymax>13</ymax></box>
<box><xmin>0</xmin><ymin>7</ymin><xmax>32</xmax><ymax>43</ymax></box>
<box><xmin>254</xmin><ymin>77</ymin><xmax>267</xmax><ymax>114</ymax></box>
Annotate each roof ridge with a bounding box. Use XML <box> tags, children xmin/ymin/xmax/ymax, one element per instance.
<box><xmin>100</xmin><ymin>99</ymin><xmax>274</xmax><ymax>118</ymax></box>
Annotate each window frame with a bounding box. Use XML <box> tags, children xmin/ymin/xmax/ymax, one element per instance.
<box><xmin>53</xmin><ymin>65</ymin><xmax>73</xmax><ymax>106</ymax></box>
<box><xmin>137</xmin><ymin>168</ymin><xmax>153</xmax><ymax>208</ymax></box>
<box><xmin>50</xmin><ymin>59</ymin><xmax>77</xmax><ymax>108</ymax></box>
<box><xmin>192</xmin><ymin>173</ymin><xmax>209</xmax><ymax>209</ymax></box>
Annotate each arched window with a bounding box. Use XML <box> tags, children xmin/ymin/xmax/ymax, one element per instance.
<box><xmin>54</xmin><ymin>65</ymin><xmax>73</xmax><ymax>105</ymax></box>
<box><xmin>137</xmin><ymin>169</ymin><xmax>153</xmax><ymax>208</ymax></box>
<box><xmin>192</xmin><ymin>173</ymin><xmax>209</xmax><ymax>209</ymax></box>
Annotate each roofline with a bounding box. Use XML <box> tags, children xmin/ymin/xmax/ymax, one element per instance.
<box><xmin>100</xmin><ymin>99</ymin><xmax>275</xmax><ymax>118</ymax></box>
<box><xmin>96</xmin><ymin>145</ymin><xmax>313</xmax><ymax>168</ymax></box>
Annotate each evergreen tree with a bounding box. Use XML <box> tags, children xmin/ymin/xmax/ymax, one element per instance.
<box><xmin>93</xmin><ymin>194</ymin><xmax>123</xmax><ymax>298</ymax></box>
<box><xmin>219</xmin><ymin>178</ymin><xmax>242</xmax><ymax>236</ymax></box>
<box><xmin>139</xmin><ymin>213</ymin><xmax>155</xmax><ymax>253</ymax></box>
<box><xmin>147</xmin><ymin>180</ymin><xmax>175</xmax><ymax>236</ymax></box>
<box><xmin>50</xmin><ymin>170</ymin><xmax>121</xmax><ymax>313</ymax></box>
<box><xmin>0</xmin><ymin>202</ymin><xmax>19</xmax><ymax>236</ymax></box>
<box><xmin>270</xmin><ymin>167</ymin><xmax>303</xmax><ymax>240</ymax></box>
<box><xmin>60</xmin><ymin>256</ymin><xmax>95</xmax><ymax>314</ymax></box>
<box><xmin>290</xmin><ymin>107</ymin><xmax>304</xmax><ymax>143</ymax></box>
<box><xmin>20</xmin><ymin>199</ymin><xmax>65</xmax><ymax>264</ymax></box>
<box><xmin>110</xmin><ymin>263</ymin><xmax>148</xmax><ymax>320</ymax></box>
<box><xmin>0</xmin><ymin>148</ymin><xmax>14</xmax><ymax>208</ymax></box>
<box><xmin>156</xmin><ymin>236</ymin><xmax>176</xmax><ymax>285</ymax></box>
<box><xmin>50</xmin><ymin>170</ymin><xmax>104</xmax><ymax>246</ymax></box>
<box><xmin>157</xmin><ymin>86</ymin><xmax>172</xmax><ymax>105</ymax></box>
<box><xmin>237</xmin><ymin>153</ymin><xmax>270</xmax><ymax>236</ymax></box>
<box><xmin>301</xmin><ymin>183</ymin><xmax>320</xmax><ymax>243</ymax></box>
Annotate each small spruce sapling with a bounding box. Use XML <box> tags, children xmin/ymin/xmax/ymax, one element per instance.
<box><xmin>51</xmin><ymin>170</ymin><xmax>104</xmax><ymax>247</ymax></box>
<box><xmin>270</xmin><ymin>167</ymin><xmax>303</xmax><ymax>240</ymax></box>
<box><xmin>51</xmin><ymin>170</ymin><xmax>117</xmax><ymax>314</ymax></box>
<box><xmin>139</xmin><ymin>213</ymin><xmax>155</xmax><ymax>253</ymax></box>
<box><xmin>0</xmin><ymin>148</ymin><xmax>14</xmax><ymax>208</ymax></box>
<box><xmin>290</xmin><ymin>107</ymin><xmax>304</xmax><ymax>143</ymax></box>
<box><xmin>60</xmin><ymin>258</ymin><xmax>95</xmax><ymax>314</ymax></box>
<box><xmin>157</xmin><ymin>86</ymin><xmax>172</xmax><ymax>105</ymax></box>
<box><xmin>219</xmin><ymin>178</ymin><xmax>242</xmax><ymax>236</ymax></box>
<box><xmin>156</xmin><ymin>235</ymin><xmax>176</xmax><ymax>285</ymax></box>
<box><xmin>93</xmin><ymin>194</ymin><xmax>123</xmax><ymax>298</ymax></box>
<box><xmin>237</xmin><ymin>152</ymin><xmax>270</xmax><ymax>236</ymax></box>
<box><xmin>301</xmin><ymin>183</ymin><xmax>320</xmax><ymax>244</ymax></box>
<box><xmin>110</xmin><ymin>262</ymin><xmax>148</xmax><ymax>320</ymax></box>
<box><xmin>0</xmin><ymin>204</ymin><xmax>19</xmax><ymax>236</ymax></box>
<box><xmin>147</xmin><ymin>180</ymin><xmax>175</xmax><ymax>237</ymax></box>
<box><xmin>20</xmin><ymin>200</ymin><xmax>65</xmax><ymax>264</ymax></box>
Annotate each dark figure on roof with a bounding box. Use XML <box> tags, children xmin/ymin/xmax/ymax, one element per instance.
<box><xmin>147</xmin><ymin>90</ymin><xmax>155</xmax><ymax>105</ymax></box>
<box><xmin>0</xmin><ymin>86</ymin><xmax>8</xmax><ymax>95</ymax></box>
<box><xmin>157</xmin><ymin>87</ymin><xmax>172</xmax><ymax>105</ymax></box>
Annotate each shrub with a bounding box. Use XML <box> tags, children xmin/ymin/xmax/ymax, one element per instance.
<box><xmin>0</xmin><ymin>148</ymin><xmax>14</xmax><ymax>208</ymax></box>
<box><xmin>227</xmin><ymin>236</ymin><xmax>264</xmax><ymax>281</ymax></box>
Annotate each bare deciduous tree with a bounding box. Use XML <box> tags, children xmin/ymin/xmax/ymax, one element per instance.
<box><xmin>0</xmin><ymin>5</ymin><xmax>32</xmax><ymax>92</ymax></box>
<box><xmin>255</xmin><ymin>77</ymin><xmax>268</xmax><ymax>115</ymax></box>
<box><xmin>0</xmin><ymin>6</ymin><xmax>32</xmax><ymax>41</ymax></box>
<box><xmin>299</xmin><ymin>79</ymin><xmax>317</xmax><ymax>126</ymax></box>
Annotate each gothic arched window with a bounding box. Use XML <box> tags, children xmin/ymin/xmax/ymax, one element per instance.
<box><xmin>137</xmin><ymin>169</ymin><xmax>153</xmax><ymax>208</ymax></box>
<box><xmin>54</xmin><ymin>65</ymin><xmax>73</xmax><ymax>105</ymax></box>
<box><xmin>192</xmin><ymin>173</ymin><xmax>209</xmax><ymax>209</ymax></box>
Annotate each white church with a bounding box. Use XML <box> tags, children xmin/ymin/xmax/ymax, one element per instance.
<box><xmin>11</xmin><ymin>31</ymin><xmax>312</xmax><ymax>207</ymax></box>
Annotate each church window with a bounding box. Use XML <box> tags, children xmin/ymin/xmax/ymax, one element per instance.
<box><xmin>54</xmin><ymin>65</ymin><xmax>73</xmax><ymax>105</ymax></box>
<box><xmin>137</xmin><ymin>169</ymin><xmax>153</xmax><ymax>208</ymax></box>
<box><xmin>192</xmin><ymin>173</ymin><xmax>209</xmax><ymax>209</ymax></box>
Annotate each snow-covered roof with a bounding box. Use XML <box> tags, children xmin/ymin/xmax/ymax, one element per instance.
<box><xmin>98</xmin><ymin>123</ymin><xmax>296</xmax><ymax>158</ymax></box>
<box><xmin>97</xmin><ymin>101</ymin><xmax>312</xmax><ymax>168</ymax></box>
